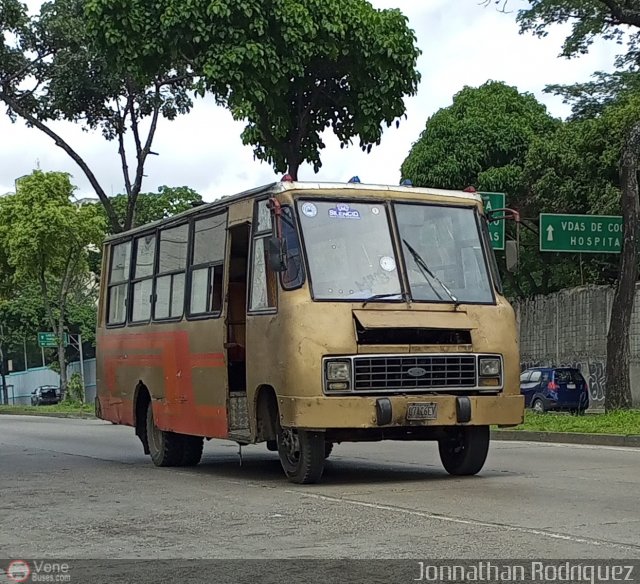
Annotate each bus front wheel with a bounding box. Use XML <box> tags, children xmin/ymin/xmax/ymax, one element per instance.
<box><xmin>276</xmin><ymin>420</ymin><xmax>325</xmax><ymax>484</ymax></box>
<box><xmin>438</xmin><ymin>425</ymin><xmax>490</xmax><ymax>476</ymax></box>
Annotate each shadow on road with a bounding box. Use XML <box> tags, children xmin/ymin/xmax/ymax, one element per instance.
<box><xmin>186</xmin><ymin>450</ymin><xmax>489</xmax><ymax>486</ymax></box>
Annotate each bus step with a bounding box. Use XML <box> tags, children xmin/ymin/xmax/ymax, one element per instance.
<box><xmin>229</xmin><ymin>393</ymin><xmax>250</xmax><ymax>432</ymax></box>
<box><xmin>228</xmin><ymin>429</ymin><xmax>251</xmax><ymax>444</ymax></box>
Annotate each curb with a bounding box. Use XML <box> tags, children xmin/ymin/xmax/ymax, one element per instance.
<box><xmin>493</xmin><ymin>429</ymin><xmax>640</xmax><ymax>448</ymax></box>
<box><xmin>0</xmin><ymin>411</ymin><xmax>96</xmax><ymax>420</ymax></box>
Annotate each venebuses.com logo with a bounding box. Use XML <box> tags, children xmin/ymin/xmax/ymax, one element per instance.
<box><xmin>3</xmin><ymin>560</ymin><xmax>71</xmax><ymax>583</ymax></box>
<box><xmin>6</xmin><ymin>560</ymin><xmax>31</xmax><ymax>583</ymax></box>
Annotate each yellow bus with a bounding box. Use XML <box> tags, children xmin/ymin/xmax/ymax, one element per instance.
<box><xmin>96</xmin><ymin>179</ymin><xmax>524</xmax><ymax>483</ymax></box>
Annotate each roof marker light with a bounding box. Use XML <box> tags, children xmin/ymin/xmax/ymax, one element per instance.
<box><xmin>281</xmin><ymin>174</ymin><xmax>294</xmax><ymax>182</ymax></box>
<box><xmin>463</xmin><ymin>186</ymin><xmax>477</xmax><ymax>193</ymax></box>
<box><xmin>401</xmin><ymin>179</ymin><xmax>413</xmax><ymax>186</ymax></box>
<box><xmin>348</xmin><ymin>176</ymin><xmax>361</xmax><ymax>183</ymax></box>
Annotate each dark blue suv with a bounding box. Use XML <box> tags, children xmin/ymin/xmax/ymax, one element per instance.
<box><xmin>520</xmin><ymin>368</ymin><xmax>589</xmax><ymax>414</ymax></box>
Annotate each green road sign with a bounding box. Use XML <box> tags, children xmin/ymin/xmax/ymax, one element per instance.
<box><xmin>37</xmin><ymin>332</ymin><xmax>69</xmax><ymax>348</ymax></box>
<box><xmin>539</xmin><ymin>213</ymin><xmax>622</xmax><ymax>253</ymax></box>
<box><xmin>480</xmin><ymin>192</ymin><xmax>506</xmax><ymax>251</ymax></box>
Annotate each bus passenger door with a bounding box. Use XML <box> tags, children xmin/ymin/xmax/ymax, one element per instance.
<box><xmin>226</xmin><ymin>223</ymin><xmax>250</xmax><ymax>439</ymax></box>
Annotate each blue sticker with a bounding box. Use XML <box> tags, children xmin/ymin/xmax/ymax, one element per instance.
<box><xmin>328</xmin><ymin>203</ymin><xmax>361</xmax><ymax>219</ymax></box>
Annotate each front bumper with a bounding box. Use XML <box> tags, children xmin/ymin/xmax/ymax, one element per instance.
<box><xmin>278</xmin><ymin>394</ymin><xmax>524</xmax><ymax>429</ymax></box>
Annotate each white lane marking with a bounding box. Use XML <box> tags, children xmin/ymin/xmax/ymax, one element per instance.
<box><xmin>286</xmin><ymin>491</ymin><xmax>640</xmax><ymax>552</ymax></box>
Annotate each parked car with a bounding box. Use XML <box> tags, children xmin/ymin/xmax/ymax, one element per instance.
<box><xmin>31</xmin><ymin>385</ymin><xmax>61</xmax><ymax>406</ymax></box>
<box><xmin>520</xmin><ymin>367</ymin><xmax>589</xmax><ymax>414</ymax></box>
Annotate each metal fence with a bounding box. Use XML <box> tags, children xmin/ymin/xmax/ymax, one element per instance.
<box><xmin>5</xmin><ymin>358</ymin><xmax>97</xmax><ymax>405</ymax></box>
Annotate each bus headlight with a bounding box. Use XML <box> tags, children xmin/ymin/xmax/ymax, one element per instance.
<box><xmin>479</xmin><ymin>357</ymin><xmax>501</xmax><ymax>377</ymax></box>
<box><xmin>325</xmin><ymin>360</ymin><xmax>351</xmax><ymax>392</ymax></box>
<box><xmin>326</xmin><ymin>360</ymin><xmax>351</xmax><ymax>382</ymax></box>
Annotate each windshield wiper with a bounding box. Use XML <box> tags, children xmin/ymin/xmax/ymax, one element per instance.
<box><xmin>362</xmin><ymin>292</ymin><xmax>407</xmax><ymax>308</ymax></box>
<box><xmin>402</xmin><ymin>239</ymin><xmax>459</xmax><ymax>306</ymax></box>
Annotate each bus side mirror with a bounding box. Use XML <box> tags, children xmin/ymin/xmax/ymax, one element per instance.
<box><xmin>268</xmin><ymin>237</ymin><xmax>288</xmax><ymax>273</ymax></box>
<box><xmin>505</xmin><ymin>240</ymin><xmax>519</xmax><ymax>273</ymax></box>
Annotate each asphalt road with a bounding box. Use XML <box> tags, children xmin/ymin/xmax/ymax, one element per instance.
<box><xmin>1</xmin><ymin>415</ymin><xmax>640</xmax><ymax>560</ymax></box>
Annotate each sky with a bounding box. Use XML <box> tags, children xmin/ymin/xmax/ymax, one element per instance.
<box><xmin>0</xmin><ymin>0</ymin><xmax>622</xmax><ymax>201</ymax></box>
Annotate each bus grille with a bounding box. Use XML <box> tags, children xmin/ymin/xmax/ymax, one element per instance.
<box><xmin>353</xmin><ymin>355</ymin><xmax>477</xmax><ymax>392</ymax></box>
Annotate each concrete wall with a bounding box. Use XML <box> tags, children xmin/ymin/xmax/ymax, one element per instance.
<box><xmin>6</xmin><ymin>358</ymin><xmax>97</xmax><ymax>405</ymax></box>
<box><xmin>513</xmin><ymin>284</ymin><xmax>640</xmax><ymax>408</ymax></box>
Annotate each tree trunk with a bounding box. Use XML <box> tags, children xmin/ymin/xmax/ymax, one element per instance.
<box><xmin>604</xmin><ymin>121</ymin><xmax>640</xmax><ymax>411</ymax></box>
<box><xmin>0</xmin><ymin>342</ymin><xmax>7</xmax><ymax>405</ymax></box>
<box><xmin>57</xmin><ymin>305</ymin><xmax>68</xmax><ymax>394</ymax></box>
<box><xmin>57</xmin><ymin>339</ymin><xmax>68</xmax><ymax>396</ymax></box>
<box><xmin>287</xmin><ymin>160</ymin><xmax>300</xmax><ymax>181</ymax></box>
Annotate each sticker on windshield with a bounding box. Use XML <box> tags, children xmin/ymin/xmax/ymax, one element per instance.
<box><xmin>328</xmin><ymin>203</ymin><xmax>361</xmax><ymax>220</ymax></box>
<box><xmin>371</xmin><ymin>207</ymin><xmax>380</xmax><ymax>215</ymax></box>
<box><xmin>301</xmin><ymin>202</ymin><xmax>317</xmax><ymax>218</ymax></box>
<box><xmin>380</xmin><ymin>256</ymin><xmax>396</xmax><ymax>272</ymax></box>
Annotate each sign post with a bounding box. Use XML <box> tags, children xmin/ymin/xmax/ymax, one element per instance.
<box><xmin>539</xmin><ymin>214</ymin><xmax>622</xmax><ymax>253</ymax></box>
<box><xmin>37</xmin><ymin>332</ymin><xmax>69</xmax><ymax>348</ymax></box>
<box><xmin>480</xmin><ymin>192</ymin><xmax>506</xmax><ymax>251</ymax></box>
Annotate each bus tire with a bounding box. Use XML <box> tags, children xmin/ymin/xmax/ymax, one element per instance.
<box><xmin>438</xmin><ymin>425</ymin><xmax>489</xmax><ymax>476</ymax></box>
<box><xmin>146</xmin><ymin>403</ymin><xmax>184</xmax><ymax>467</ymax></box>
<box><xmin>180</xmin><ymin>436</ymin><xmax>204</xmax><ymax>467</ymax></box>
<box><xmin>276</xmin><ymin>419</ymin><xmax>325</xmax><ymax>484</ymax></box>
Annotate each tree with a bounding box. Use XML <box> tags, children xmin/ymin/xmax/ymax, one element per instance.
<box><xmin>401</xmin><ymin>81</ymin><xmax>558</xmax><ymax>201</ymax></box>
<box><xmin>0</xmin><ymin>170</ymin><xmax>105</xmax><ymax>392</ymax></box>
<box><xmin>517</xmin><ymin>1</ymin><xmax>640</xmax><ymax>64</ymax></box>
<box><xmin>86</xmin><ymin>0</ymin><xmax>421</xmax><ymax>179</ymax></box>
<box><xmin>0</xmin><ymin>0</ymin><xmax>195</xmax><ymax>232</ymax></box>
<box><xmin>508</xmin><ymin>0</ymin><xmax>640</xmax><ymax>410</ymax></box>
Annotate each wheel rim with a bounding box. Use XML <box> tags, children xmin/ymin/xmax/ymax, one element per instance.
<box><xmin>533</xmin><ymin>400</ymin><xmax>543</xmax><ymax>413</ymax></box>
<box><xmin>148</xmin><ymin>410</ymin><xmax>162</xmax><ymax>454</ymax></box>
<box><xmin>279</xmin><ymin>427</ymin><xmax>301</xmax><ymax>467</ymax></box>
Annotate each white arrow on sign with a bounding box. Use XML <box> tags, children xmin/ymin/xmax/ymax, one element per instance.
<box><xmin>546</xmin><ymin>225</ymin><xmax>554</xmax><ymax>242</ymax></box>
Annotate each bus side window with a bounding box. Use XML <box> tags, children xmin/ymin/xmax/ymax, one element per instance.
<box><xmin>249</xmin><ymin>200</ymin><xmax>277</xmax><ymax>312</ymax></box>
<box><xmin>280</xmin><ymin>207</ymin><xmax>304</xmax><ymax>290</ymax></box>
<box><xmin>131</xmin><ymin>233</ymin><xmax>156</xmax><ymax>323</ymax></box>
<box><xmin>107</xmin><ymin>240</ymin><xmax>131</xmax><ymax>325</ymax></box>
<box><xmin>155</xmin><ymin>223</ymin><xmax>188</xmax><ymax>320</ymax></box>
<box><xmin>188</xmin><ymin>213</ymin><xmax>227</xmax><ymax>316</ymax></box>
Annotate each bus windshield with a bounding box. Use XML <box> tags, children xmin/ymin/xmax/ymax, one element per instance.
<box><xmin>297</xmin><ymin>199</ymin><xmax>494</xmax><ymax>304</ymax></box>
<box><xmin>395</xmin><ymin>203</ymin><xmax>494</xmax><ymax>304</ymax></box>
<box><xmin>297</xmin><ymin>200</ymin><xmax>402</xmax><ymax>300</ymax></box>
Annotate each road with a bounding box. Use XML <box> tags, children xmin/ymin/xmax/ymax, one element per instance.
<box><xmin>1</xmin><ymin>415</ymin><xmax>639</xmax><ymax>560</ymax></box>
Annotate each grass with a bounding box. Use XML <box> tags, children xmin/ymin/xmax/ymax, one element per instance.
<box><xmin>0</xmin><ymin>402</ymin><xmax>95</xmax><ymax>417</ymax></box>
<box><xmin>507</xmin><ymin>409</ymin><xmax>640</xmax><ymax>436</ymax></box>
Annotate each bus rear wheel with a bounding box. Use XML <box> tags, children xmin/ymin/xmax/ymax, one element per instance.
<box><xmin>276</xmin><ymin>420</ymin><xmax>325</xmax><ymax>484</ymax></box>
<box><xmin>146</xmin><ymin>404</ymin><xmax>184</xmax><ymax>467</ymax></box>
<box><xmin>438</xmin><ymin>425</ymin><xmax>490</xmax><ymax>476</ymax></box>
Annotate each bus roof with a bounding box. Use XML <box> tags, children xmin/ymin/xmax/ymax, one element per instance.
<box><xmin>104</xmin><ymin>181</ymin><xmax>483</xmax><ymax>243</ymax></box>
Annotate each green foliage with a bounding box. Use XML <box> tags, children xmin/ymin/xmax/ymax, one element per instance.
<box><xmin>511</xmin><ymin>409</ymin><xmax>640</xmax><ymax>435</ymax></box>
<box><xmin>86</xmin><ymin>0</ymin><xmax>421</xmax><ymax>178</ymax></box>
<box><xmin>65</xmin><ymin>372</ymin><xmax>85</xmax><ymax>404</ymax></box>
<box><xmin>0</xmin><ymin>171</ymin><xmax>105</xmax><ymax>283</ymax></box>
<box><xmin>0</xmin><ymin>170</ymin><xmax>105</xmax><ymax>387</ymax></box>
<box><xmin>401</xmin><ymin>81</ymin><xmax>559</xmax><ymax>207</ymax></box>
<box><xmin>545</xmin><ymin>70</ymin><xmax>640</xmax><ymax>121</ymax></box>
<box><xmin>516</xmin><ymin>0</ymin><xmax>640</xmax><ymax>63</ymax></box>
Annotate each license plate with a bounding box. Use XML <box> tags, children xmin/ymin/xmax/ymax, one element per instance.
<box><xmin>567</xmin><ymin>383</ymin><xmax>576</xmax><ymax>390</ymax></box>
<box><xmin>406</xmin><ymin>402</ymin><xmax>438</xmax><ymax>421</ymax></box>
